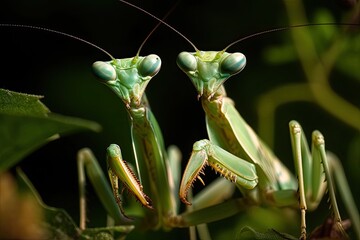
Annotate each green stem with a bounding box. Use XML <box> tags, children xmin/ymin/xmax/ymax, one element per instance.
<box><xmin>283</xmin><ymin>0</ymin><xmax>360</xmax><ymax>132</ymax></box>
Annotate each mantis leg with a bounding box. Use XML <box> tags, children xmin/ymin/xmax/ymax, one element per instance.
<box><xmin>327</xmin><ymin>152</ymin><xmax>360</xmax><ymax>239</ymax></box>
<box><xmin>77</xmin><ymin>148</ymin><xmax>132</xmax><ymax>229</ymax></box>
<box><xmin>179</xmin><ymin>139</ymin><xmax>258</xmax><ymax>205</ymax></box>
<box><xmin>289</xmin><ymin>120</ymin><xmax>360</xmax><ymax>239</ymax></box>
<box><xmin>106</xmin><ymin>144</ymin><xmax>153</xmax><ymax>215</ymax></box>
<box><xmin>167</xmin><ymin>145</ymin><xmax>182</xmax><ymax>213</ymax></box>
<box><xmin>173</xmin><ymin>139</ymin><xmax>258</xmax><ymax>228</ymax></box>
<box><xmin>171</xmin><ymin>198</ymin><xmax>256</xmax><ymax>228</ymax></box>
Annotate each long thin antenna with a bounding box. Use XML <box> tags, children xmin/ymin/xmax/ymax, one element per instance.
<box><xmin>119</xmin><ymin>0</ymin><xmax>199</xmax><ymax>52</ymax></box>
<box><xmin>223</xmin><ymin>23</ymin><xmax>360</xmax><ymax>51</ymax></box>
<box><xmin>0</xmin><ymin>23</ymin><xmax>114</xmax><ymax>60</ymax></box>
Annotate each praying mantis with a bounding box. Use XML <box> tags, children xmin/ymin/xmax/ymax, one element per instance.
<box><xmin>0</xmin><ymin>0</ymin><xmax>360</xmax><ymax>239</ymax></box>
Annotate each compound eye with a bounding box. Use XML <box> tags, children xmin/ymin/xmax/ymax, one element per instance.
<box><xmin>220</xmin><ymin>52</ymin><xmax>246</xmax><ymax>75</ymax></box>
<box><xmin>138</xmin><ymin>54</ymin><xmax>161</xmax><ymax>77</ymax></box>
<box><xmin>177</xmin><ymin>52</ymin><xmax>197</xmax><ymax>72</ymax></box>
<box><xmin>92</xmin><ymin>61</ymin><xmax>116</xmax><ymax>82</ymax></box>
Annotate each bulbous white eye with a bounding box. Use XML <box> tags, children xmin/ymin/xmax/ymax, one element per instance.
<box><xmin>220</xmin><ymin>52</ymin><xmax>246</xmax><ymax>75</ymax></box>
<box><xmin>92</xmin><ymin>61</ymin><xmax>116</xmax><ymax>82</ymax></box>
<box><xmin>138</xmin><ymin>54</ymin><xmax>161</xmax><ymax>77</ymax></box>
<box><xmin>177</xmin><ymin>52</ymin><xmax>197</xmax><ymax>72</ymax></box>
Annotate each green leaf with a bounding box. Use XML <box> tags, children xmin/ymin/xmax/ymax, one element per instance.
<box><xmin>238</xmin><ymin>226</ymin><xmax>297</xmax><ymax>240</ymax></box>
<box><xmin>82</xmin><ymin>226</ymin><xmax>135</xmax><ymax>240</ymax></box>
<box><xmin>0</xmin><ymin>88</ymin><xmax>50</xmax><ymax>116</ymax></box>
<box><xmin>16</xmin><ymin>168</ymin><xmax>134</xmax><ymax>240</ymax></box>
<box><xmin>0</xmin><ymin>88</ymin><xmax>101</xmax><ymax>172</ymax></box>
<box><xmin>16</xmin><ymin>168</ymin><xmax>80</xmax><ymax>239</ymax></box>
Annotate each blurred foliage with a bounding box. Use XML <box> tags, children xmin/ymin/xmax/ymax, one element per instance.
<box><xmin>0</xmin><ymin>170</ymin><xmax>47</xmax><ymax>239</ymax></box>
<box><xmin>0</xmin><ymin>168</ymin><xmax>133</xmax><ymax>240</ymax></box>
<box><xmin>237</xmin><ymin>217</ymin><xmax>352</xmax><ymax>239</ymax></box>
<box><xmin>259</xmin><ymin>2</ymin><xmax>360</xmax><ymax>147</ymax></box>
<box><xmin>238</xmin><ymin>226</ymin><xmax>298</xmax><ymax>240</ymax></box>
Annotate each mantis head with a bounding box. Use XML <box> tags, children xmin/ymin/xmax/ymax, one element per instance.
<box><xmin>176</xmin><ymin>51</ymin><xmax>246</xmax><ymax>100</ymax></box>
<box><xmin>92</xmin><ymin>54</ymin><xmax>161</xmax><ymax>108</ymax></box>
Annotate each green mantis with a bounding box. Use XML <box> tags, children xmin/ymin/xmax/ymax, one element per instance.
<box><xmin>90</xmin><ymin>53</ymin><xmax>178</xmax><ymax>229</ymax></box>
<box><xmin>172</xmin><ymin>9</ymin><xmax>360</xmax><ymax>240</ymax></box>
<box><xmin>176</xmin><ymin>49</ymin><xmax>360</xmax><ymax>238</ymax></box>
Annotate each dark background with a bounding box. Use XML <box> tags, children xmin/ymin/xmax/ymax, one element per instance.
<box><xmin>1</xmin><ymin>0</ymin><xmax>359</xmax><ymax>239</ymax></box>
